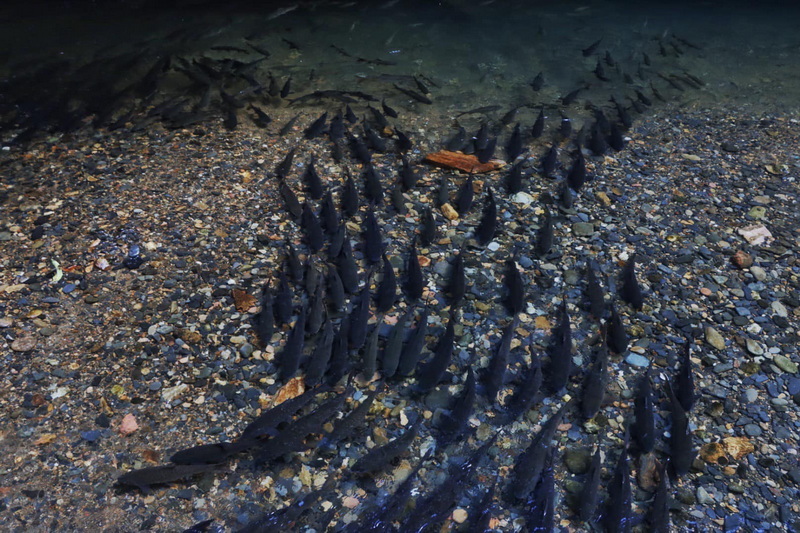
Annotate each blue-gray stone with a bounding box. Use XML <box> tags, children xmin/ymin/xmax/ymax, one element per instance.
<box><xmin>625</xmin><ymin>353</ymin><xmax>649</xmax><ymax>368</ymax></box>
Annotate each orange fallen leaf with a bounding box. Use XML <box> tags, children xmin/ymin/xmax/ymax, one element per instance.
<box><xmin>534</xmin><ymin>316</ymin><xmax>551</xmax><ymax>330</ymax></box>
<box><xmin>232</xmin><ymin>289</ymin><xmax>257</xmax><ymax>313</ymax></box>
<box><xmin>723</xmin><ymin>436</ymin><xmax>754</xmax><ymax>460</ymax></box>
<box><xmin>35</xmin><ymin>433</ymin><xmax>57</xmax><ymax>445</ymax></box>
<box><xmin>274</xmin><ymin>376</ymin><xmax>305</xmax><ymax>405</ymax></box>
<box><xmin>142</xmin><ymin>449</ymin><xmax>160</xmax><ymax>464</ymax></box>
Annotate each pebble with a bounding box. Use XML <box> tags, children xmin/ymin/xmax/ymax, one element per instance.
<box><xmin>746</xmin><ymin>206</ymin><xmax>766</xmax><ymax>220</ymax></box>
<box><xmin>731</xmin><ymin>250</ymin><xmax>753</xmax><ymax>269</ymax></box>
<box><xmin>697</xmin><ymin>486</ymin><xmax>713</xmax><ymax>505</ymax></box>
<box><xmin>512</xmin><ymin>192</ymin><xmax>534</xmax><ymax>206</ymax></box>
<box><xmin>572</xmin><ymin>222</ymin><xmax>594</xmax><ymax>236</ymax></box>
<box><xmin>705</xmin><ymin>326</ymin><xmax>726</xmax><ymax>350</ymax></box>
<box><xmin>750</xmin><ymin>265</ymin><xmax>767</xmax><ymax>281</ymax></box>
<box><xmin>563</xmin><ymin>447</ymin><xmax>592</xmax><ymax>474</ymax></box>
<box><xmin>625</xmin><ymin>353</ymin><xmax>650</xmax><ymax>367</ymax></box>
<box><xmin>771</xmin><ymin>301</ymin><xmax>788</xmax><ymax>317</ymax></box>
<box><xmin>744</xmin><ymin>389</ymin><xmax>758</xmax><ymax>403</ymax></box>
<box><xmin>11</xmin><ymin>336</ymin><xmax>37</xmax><ymax>352</ymax></box>
<box><xmin>487</xmin><ymin>241</ymin><xmax>500</xmax><ymax>251</ymax></box>
<box><xmin>745</xmin><ymin>339</ymin><xmax>764</xmax><ymax>356</ymax></box>
<box><xmin>774</xmin><ymin>355</ymin><xmax>798</xmax><ymax>374</ymax></box>
<box><xmin>744</xmin><ymin>423</ymin><xmax>763</xmax><ymax>437</ymax></box>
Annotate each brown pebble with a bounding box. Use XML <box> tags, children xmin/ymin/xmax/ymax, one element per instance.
<box><xmin>11</xmin><ymin>336</ymin><xmax>36</xmax><ymax>352</ymax></box>
<box><xmin>731</xmin><ymin>250</ymin><xmax>753</xmax><ymax>269</ymax></box>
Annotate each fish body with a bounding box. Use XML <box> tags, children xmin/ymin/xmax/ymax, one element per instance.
<box><xmin>505</xmin><ymin>353</ymin><xmax>543</xmax><ymax>422</ymax></box>
<box><xmin>455</xmin><ymin>175</ymin><xmax>474</xmax><ymax>214</ymax></box>
<box><xmin>274</xmin><ymin>274</ymin><xmax>293</xmax><ymax>325</ymax></box>
<box><xmin>279</xmin><ymin>113</ymin><xmax>302</xmax><ymax>136</ymax></box>
<box><xmin>301</xmin><ymin>203</ymin><xmax>324</xmax><ymax>253</ymax></box>
<box><xmin>395</xmin><ymin>128</ymin><xmax>412</xmax><ymax>153</ymax></box>
<box><xmin>546</xmin><ymin>300</ymin><xmax>572</xmax><ymax>392</ymax></box>
<box><xmin>337</xmin><ymin>238</ymin><xmax>359</xmax><ymax>294</ymax></box>
<box><xmin>536</xmin><ymin>206</ymin><xmax>554</xmax><ymax>257</ymax></box>
<box><xmin>305</xmin><ymin>316</ymin><xmax>334</xmax><ymax>386</ymax></box>
<box><xmin>435</xmin><ymin>367</ymin><xmax>476</xmax><ymax>447</ymax></box>
<box><xmin>398</xmin><ymin>307</ymin><xmax>429</xmax><ymax>376</ymax></box>
<box><xmin>541</xmin><ymin>144</ymin><xmax>558</xmax><ymax>177</ymax></box>
<box><xmin>362</xmin><ymin>322</ymin><xmax>380</xmax><ymax>380</ymax></box>
<box><xmin>581</xmin><ymin>343</ymin><xmax>609</xmax><ymax>419</ymax></box>
<box><xmin>603</xmin><ymin>430</ymin><xmax>633</xmax><ymax>533</ymax></box>
<box><xmin>578</xmin><ymin>447</ymin><xmax>602</xmax><ymax>522</ymax></box>
<box><xmin>381</xmin><ymin>99</ymin><xmax>398</xmax><ymax>118</ymax></box>
<box><xmin>448</xmin><ymin>253</ymin><xmax>466</xmax><ymax>306</ymax></box>
<box><xmin>351</xmin><ymin>419</ymin><xmax>421</xmax><ymax>475</ymax></box>
<box><xmin>475</xmin><ymin>187</ymin><xmax>497</xmax><ymax>245</ymax></box>
<box><xmin>341</xmin><ymin>174</ymin><xmax>359</xmax><ymax>218</ymax></box>
<box><xmin>507</xmin><ymin>160</ymin><xmax>523</xmax><ymax>194</ymax></box>
<box><xmin>620</xmin><ymin>253</ymin><xmax>644</xmax><ymax>310</ymax></box>
<box><xmin>405</xmin><ymin>241</ymin><xmax>423</xmax><ymax>300</ymax></box>
<box><xmin>531</xmin><ymin>72</ymin><xmax>545</xmax><ymax>91</ymax></box>
<box><xmin>415</xmin><ymin>313</ymin><xmax>455</xmax><ymax>393</ymax></box>
<box><xmin>607</xmin><ymin>302</ymin><xmax>628</xmax><ymax>354</ymax></box>
<box><xmin>117</xmin><ymin>464</ymin><xmax>218</xmax><ymax>493</ymax></box>
<box><xmin>239</xmin><ymin>385</ymin><xmax>328</xmax><ymax>442</ymax></box>
<box><xmin>566</xmin><ymin>150</ymin><xmax>586</xmax><ymax>192</ymax></box>
<box><xmin>676</xmin><ymin>343</ymin><xmax>695</xmax><ymax>411</ymax></box>
<box><xmin>506</xmin><ymin>123</ymin><xmax>522</xmax><ymax>161</ymax></box>
<box><xmin>582</xmin><ymin>38</ymin><xmax>603</xmax><ymax>57</ymax></box>
<box><xmin>349</xmin><ymin>285</ymin><xmax>371</xmax><ymax>350</ymax></box>
<box><xmin>667</xmin><ymin>383</ymin><xmax>695</xmax><ymax>478</ymax></box>
<box><xmin>525</xmin><ymin>448</ymin><xmax>556</xmax><ymax>533</ymax></box>
<box><xmin>510</xmin><ymin>402</ymin><xmax>568</xmax><ymax>501</ymax></box>
<box><xmin>302</xmin><ymin>156</ymin><xmax>323</xmax><ymax>199</ymax></box>
<box><xmin>531</xmin><ymin>108</ymin><xmax>545</xmax><ymax>138</ymax></box>
<box><xmin>319</xmin><ymin>388</ymin><xmax>379</xmax><ymax>448</ymax></box>
<box><xmin>400</xmin><ymin>155</ymin><xmax>418</xmax><ymax>190</ymax></box>
<box><xmin>376</xmin><ymin>253</ymin><xmax>398</xmax><ymax>312</ymax></box>
<box><xmin>585</xmin><ymin>262</ymin><xmax>605</xmax><ymax>318</ymax></box>
<box><xmin>633</xmin><ymin>367</ymin><xmax>656</xmax><ymax>453</ymax></box>
<box><xmin>445</xmin><ymin>126</ymin><xmax>467</xmax><ymax>151</ymax></box>
<box><xmin>363</xmin><ymin>209</ymin><xmax>384</xmax><ymax>264</ymax></box>
<box><xmin>363</xmin><ymin>163</ymin><xmax>384</xmax><ymax>204</ymax></box>
<box><xmin>419</xmin><ymin>206</ymin><xmax>436</xmax><ymax>246</ymax></box>
<box><xmin>485</xmin><ymin>317</ymin><xmax>518</xmax><ymax>402</ymax></box>
<box><xmin>504</xmin><ymin>257</ymin><xmax>525</xmax><ymax>315</ymax></box>
<box><xmin>349</xmin><ymin>134</ymin><xmax>372</xmax><ymax>164</ymax></box>
<box><xmin>255</xmin><ymin>289</ymin><xmax>275</xmax><ymax>347</ymax></box>
<box><xmin>382</xmin><ymin>305</ymin><xmax>414</xmax><ymax>378</ymax></box>
<box><xmin>327</xmin><ymin>265</ymin><xmax>345</xmax><ymax>311</ymax></box>
<box><xmin>278</xmin><ymin>304</ymin><xmax>306</xmax><ymax>381</ymax></box>
<box><xmin>279</xmin><ymin>181</ymin><xmax>301</xmax><ymax>219</ymax></box>
<box><xmin>394</xmin><ymin>84</ymin><xmax>432</xmax><ymax>104</ymax></box>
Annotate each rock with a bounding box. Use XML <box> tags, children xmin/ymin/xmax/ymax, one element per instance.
<box><xmin>745</xmin><ymin>339</ymin><xmax>764</xmax><ymax>356</ymax></box>
<box><xmin>743</xmin><ymin>389</ymin><xmax>758</xmax><ymax>403</ymax></box>
<box><xmin>699</xmin><ymin>442</ymin><xmax>726</xmax><ymax>464</ymax></box>
<box><xmin>721</xmin><ymin>142</ymin><xmax>740</xmax><ymax>152</ymax></box>
<box><xmin>705</xmin><ymin>327</ymin><xmax>725</xmax><ymax>350</ymax></box>
<box><xmin>774</xmin><ymin>355</ymin><xmax>798</xmax><ymax>373</ymax></box>
<box><xmin>730</xmin><ymin>250</ymin><xmax>753</xmax><ymax>269</ymax></box>
<box><xmin>118</xmin><ymin>414</ymin><xmax>139</xmax><ymax>436</ymax></box>
<box><xmin>451</xmin><ymin>509</ymin><xmax>468</xmax><ymax>524</ymax></box>
<box><xmin>572</xmin><ymin>222</ymin><xmax>594</xmax><ymax>236</ymax></box>
<box><xmin>637</xmin><ymin>452</ymin><xmax>660</xmax><ymax>491</ymax></box>
<box><xmin>511</xmin><ymin>192</ymin><xmax>534</xmax><ymax>206</ymax></box>
<box><xmin>752</xmin><ymin>195</ymin><xmax>770</xmax><ymax>205</ymax></box>
<box><xmin>696</xmin><ymin>486</ymin><xmax>713</xmax><ymax>505</ymax></box>
<box><xmin>161</xmin><ymin>383</ymin><xmax>189</xmax><ymax>403</ymax></box>
<box><xmin>749</xmin><ymin>265</ymin><xmax>767</xmax><ymax>281</ymax></box>
<box><xmin>746</xmin><ymin>206</ymin><xmax>766</xmax><ymax>220</ymax></box>
<box><xmin>0</xmin><ymin>318</ymin><xmax>13</xmax><ymax>328</ymax></box>
<box><xmin>771</xmin><ymin>301</ymin><xmax>788</xmax><ymax>318</ymax></box>
<box><xmin>744</xmin><ymin>423</ymin><xmax>762</xmax><ymax>437</ymax></box>
<box><xmin>11</xmin><ymin>336</ymin><xmax>37</xmax><ymax>352</ymax></box>
<box><xmin>625</xmin><ymin>353</ymin><xmax>649</xmax><ymax>367</ymax></box>
<box><xmin>595</xmin><ymin>191</ymin><xmax>612</xmax><ymax>206</ymax></box>
<box><xmin>737</xmin><ymin>224</ymin><xmax>773</xmax><ymax>246</ymax></box>
<box><xmin>563</xmin><ymin>447</ymin><xmax>592</xmax><ymax>474</ymax></box>
<box><xmin>441</xmin><ymin>203</ymin><xmax>459</xmax><ymax>221</ymax></box>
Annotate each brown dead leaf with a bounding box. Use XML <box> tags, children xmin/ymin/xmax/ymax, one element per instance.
<box><xmin>35</xmin><ymin>433</ymin><xmax>57</xmax><ymax>445</ymax></box>
<box><xmin>723</xmin><ymin>436</ymin><xmax>754</xmax><ymax>460</ymax></box>
<box><xmin>273</xmin><ymin>376</ymin><xmax>305</xmax><ymax>405</ymax></box>
<box><xmin>232</xmin><ymin>289</ymin><xmax>257</xmax><ymax>313</ymax></box>
<box><xmin>142</xmin><ymin>449</ymin><xmax>160</xmax><ymax>464</ymax></box>
<box><xmin>699</xmin><ymin>442</ymin><xmax>726</xmax><ymax>464</ymax></box>
<box><xmin>534</xmin><ymin>316</ymin><xmax>551</xmax><ymax>330</ymax></box>
<box><xmin>417</xmin><ymin>255</ymin><xmax>431</xmax><ymax>267</ymax></box>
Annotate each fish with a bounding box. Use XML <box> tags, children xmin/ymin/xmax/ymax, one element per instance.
<box><xmin>506</xmin><ymin>123</ymin><xmax>523</xmax><ymax>161</ymax></box>
<box><xmin>536</xmin><ymin>206</ymin><xmax>554</xmax><ymax>257</ymax></box>
<box><xmin>301</xmin><ymin>203</ymin><xmax>324</xmax><ymax>253</ymax></box>
<box><xmin>376</xmin><ymin>253</ymin><xmax>398</xmax><ymax>313</ymax></box>
<box><xmin>254</xmin><ymin>288</ymin><xmax>275</xmax><ymax>347</ymax></box>
<box><xmin>414</xmin><ymin>75</ymin><xmax>431</xmax><ymax>94</ymax></box>
<box><xmin>531</xmin><ymin>107</ymin><xmax>545</xmax><ymax>138</ymax></box>
<box><xmin>327</xmin><ymin>265</ymin><xmax>345</xmax><ymax>311</ymax></box>
<box><xmin>304</xmin><ymin>112</ymin><xmax>328</xmax><ymax>139</ymax></box>
<box><xmin>393</xmin><ymin>84</ymin><xmax>432</xmax><ymax>104</ymax></box>
<box><xmin>344</xmin><ymin>105</ymin><xmax>358</xmax><ymax>123</ymax></box>
<box><xmin>364</xmin><ymin>122</ymin><xmax>388</xmax><ymax>152</ymax></box>
<box><xmin>507</xmin><ymin>160</ymin><xmax>524</xmax><ymax>194</ymax></box>
<box><xmin>278</xmin><ymin>113</ymin><xmax>302</xmax><ymax>136</ymax></box>
<box><xmin>381</xmin><ymin>98</ymin><xmax>398</xmax><ymax>118</ymax></box>
<box><xmin>170</xmin><ymin>440</ymin><xmax>250</xmax><ymax>465</ymax></box>
<box><xmin>361</xmin><ymin>322</ymin><xmax>380</xmax><ymax>380</ymax></box>
<box><xmin>610</xmin><ymin>96</ymin><xmax>633</xmax><ymax>129</ymax></box>
<box><xmin>558</xmin><ymin>180</ymin><xmax>574</xmax><ymax>210</ymax></box>
<box><xmin>509</xmin><ymin>402</ymin><xmax>569</xmax><ymax>501</ymax></box>
<box><xmin>525</xmin><ymin>448</ymin><xmax>556</xmax><ymax>533</ymax></box>
<box><xmin>399</xmin><ymin>155</ymin><xmax>419</xmax><ymax>190</ymax></box>
<box><xmin>404</xmin><ymin>240</ymin><xmax>423</xmax><ymax>300</ymax></box>
<box><xmin>608</xmin><ymin>122</ymin><xmax>625</xmax><ymax>151</ymax></box>
<box><xmin>566</xmin><ymin>149</ymin><xmax>586</xmax><ymax>192</ymax></box>
<box><xmin>436</xmin><ymin>174</ymin><xmax>450</xmax><ymax>207</ymax></box>
<box><xmin>448</xmin><ymin>252</ymin><xmax>466</xmax><ymax>306</ymax></box>
<box><xmin>391</xmin><ymin>180</ymin><xmax>407</xmax><ymax>215</ymax></box>
<box><xmin>504</xmin><ymin>353</ymin><xmax>543</xmax><ymax>422</ymax></box>
<box><xmin>382</xmin><ymin>305</ymin><xmax>414</xmax><ymax>378</ymax></box>
<box><xmin>282</xmin><ymin>37</ymin><xmax>300</xmax><ymax>50</ymax></box>
<box><xmin>541</xmin><ymin>144</ymin><xmax>558</xmax><ymax>177</ymax></box>
<box><xmin>484</xmin><ymin>317</ymin><xmax>518</xmax><ymax>402</ymax></box>
<box><xmin>546</xmin><ymin>299</ymin><xmax>572</xmax><ymax>392</ymax></box>
<box><xmin>327</xmin><ymin>317</ymin><xmax>351</xmax><ymax>385</ymax></box>
<box><xmin>368</xmin><ymin>106</ymin><xmax>389</xmax><ymax>130</ymax></box>
<box><xmin>475</xmin><ymin>187</ymin><xmax>497</xmax><ymax>246</ymax></box>
<box><xmin>582</xmin><ymin>38</ymin><xmax>603</xmax><ymax>57</ymax></box>
<box><xmin>363</xmin><ymin>163</ymin><xmax>384</xmax><ymax>205</ymax></box>
<box><xmin>250</xmin><ymin>105</ymin><xmax>271</xmax><ymax>128</ymax></box>
<box><xmin>676</xmin><ymin>342</ymin><xmax>695</xmax><ymax>411</ymax></box>
<box><xmin>603</xmin><ymin>427</ymin><xmax>633</xmax><ymax>533</ymax></box>
<box><xmin>341</xmin><ymin>173</ymin><xmax>360</xmax><ymax>218</ymax></box>
<box><xmin>349</xmin><ymin>134</ymin><xmax>373</xmax><ymax>164</ymax></box>
<box><xmin>415</xmin><ymin>312</ymin><xmax>455</xmax><ymax>394</ymax></box>
<box><xmin>581</xmin><ymin>342</ymin><xmax>609</xmax><ymax>419</ymax></box>
<box><xmin>419</xmin><ymin>206</ymin><xmax>436</xmax><ymax>247</ymax></box>
<box><xmin>578</xmin><ymin>446</ymin><xmax>602</xmax><ymax>522</ymax></box>
<box><xmin>306</xmin><ymin>283</ymin><xmax>325</xmax><ymax>336</ymax></box>
<box><xmin>246</xmin><ymin>41</ymin><xmax>271</xmax><ymax>57</ymax></box>
<box><xmin>304</xmin><ymin>316</ymin><xmax>334</xmax><ymax>387</ymax></box>
<box><xmin>275</xmin><ymin>147</ymin><xmax>297</xmax><ymax>180</ymax></box>
<box><xmin>620</xmin><ymin>253</ymin><xmax>644</xmax><ymax>310</ymax></box>
<box><xmin>561</xmin><ymin>86</ymin><xmax>584</xmax><ymax>105</ymax></box>
<box><xmin>268</xmin><ymin>5</ymin><xmax>298</xmax><ymax>19</ymax></box>
<box><xmin>117</xmin><ymin>464</ymin><xmax>219</xmax><ymax>494</ymax></box>
<box><xmin>239</xmin><ymin>384</ymin><xmax>330</xmax><ymax>443</ymax></box>
<box><xmin>319</xmin><ymin>387</ymin><xmax>380</xmax><ymax>449</ymax></box>
<box><xmin>455</xmin><ymin>175</ymin><xmax>474</xmax><ymax>214</ymax></box>
<box><xmin>606</xmin><ymin>302</ymin><xmax>628</xmax><ymax>354</ymax></box>
<box><xmin>305</xmin><ymin>258</ymin><xmax>322</xmax><ymax>295</ymax></box>
<box><xmin>476</xmin><ymin>136</ymin><xmax>497</xmax><ymax>164</ymax></box>
<box><xmin>320</xmin><ymin>191</ymin><xmax>339</xmax><ymax>234</ymax></box>
<box><xmin>530</xmin><ymin>71</ymin><xmax>545</xmax><ymax>91</ymax></box>
<box><xmin>398</xmin><ymin>306</ymin><xmax>429</xmax><ymax>376</ymax></box>
<box><xmin>394</xmin><ymin>127</ymin><xmax>413</xmax><ymax>153</ymax></box>
<box><xmin>337</xmin><ymin>238</ymin><xmax>359</xmax><ymax>294</ymax></box>
<box><xmin>469</xmin><ymin>475</ymin><xmax>497</xmax><ymax>532</ymax></box>
<box><xmin>277</xmin><ymin>303</ymin><xmax>306</xmax><ymax>381</ymax></box>
<box><xmin>559</xmin><ymin>112</ymin><xmax>573</xmax><ymax>138</ymax></box>
<box><xmin>633</xmin><ymin>366</ymin><xmax>655</xmax><ymax>454</ymax></box>
<box><xmin>649</xmin><ymin>461</ymin><xmax>671</xmax><ymax>532</ymax></box>
<box><xmin>435</xmin><ymin>366</ymin><xmax>476</xmax><ymax>447</ymax></box>
<box><xmin>285</xmin><ymin>244</ymin><xmax>303</xmax><ymax>284</ymax></box>
<box><xmin>667</xmin><ymin>382</ymin><xmax>695</xmax><ymax>479</ymax></box>
<box><xmin>273</xmin><ymin>273</ymin><xmax>293</xmax><ymax>325</ymax></box>
<box><xmin>302</xmin><ymin>156</ymin><xmax>323</xmax><ymax>199</ymax></box>
<box><xmin>445</xmin><ymin>126</ymin><xmax>467</xmax><ymax>151</ymax></box>
<box><xmin>363</xmin><ymin>208</ymin><xmax>384</xmax><ymax>264</ymax></box>
<box><xmin>501</xmin><ymin>105</ymin><xmax>522</xmax><ymax>126</ymax></box>
<box><xmin>329</xmin><ymin>112</ymin><xmax>345</xmax><ymax>141</ymax></box>
<box><xmin>349</xmin><ymin>284</ymin><xmax>372</xmax><ymax>351</ymax></box>
<box><xmin>351</xmin><ymin>418</ymin><xmax>422</xmax><ymax>475</ymax></box>
<box><xmin>605</xmin><ymin>50</ymin><xmax>616</xmax><ymax>66</ymax></box>
<box><xmin>474</xmin><ymin>122</ymin><xmax>490</xmax><ymax>151</ymax></box>
<box><xmin>223</xmin><ymin>107</ymin><xmax>239</xmax><ymax>131</ymax></box>
<box><xmin>585</xmin><ymin>261</ymin><xmax>605</xmax><ymax>318</ymax></box>
<box><xmin>504</xmin><ymin>256</ymin><xmax>525</xmax><ymax>316</ymax></box>
<box><xmin>280</xmin><ymin>76</ymin><xmax>292</xmax><ymax>98</ymax></box>
<box><xmin>635</xmin><ymin>89</ymin><xmax>652</xmax><ymax>106</ymax></box>
<box><xmin>594</xmin><ymin>60</ymin><xmax>611</xmax><ymax>81</ymax></box>
<box><xmin>589</xmin><ymin>121</ymin><xmax>608</xmax><ymax>155</ymax></box>
<box><xmin>183</xmin><ymin>518</ymin><xmax>215</xmax><ymax>533</ymax></box>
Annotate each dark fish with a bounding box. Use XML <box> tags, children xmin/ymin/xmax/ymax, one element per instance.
<box><xmin>525</xmin><ymin>448</ymin><xmax>556</xmax><ymax>533</ymax></box>
<box><xmin>620</xmin><ymin>253</ymin><xmax>644</xmax><ymax>310</ymax></box>
<box><xmin>349</xmin><ymin>134</ymin><xmax>373</xmax><ymax>164</ymax></box>
<box><xmin>320</xmin><ymin>191</ymin><xmax>339</xmax><ymax>234</ymax></box>
<box><xmin>305</xmin><ymin>258</ymin><xmax>322</xmax><ymax>295</ymax></box>
<box><xmin>485</xmin><ymin>317</ymin><xmax>518</xmax><ymax>402</ymax></box>
<box><xmin>360</xmin><ymin>320</ymin><xmax>381</xmax><ymax>381</ymax></box>
<box><xmin>558</xmin><ymin>180</ymin><xmax>574</xmax><ymax>210</ymax></box>
<box><xmin>341</xmin><ymin>173</ymin><xmax>360</xmax><ymax>218</ymax></box>
<box><xmin>222</xmin><ymin>107</ymin><xmax>239</xmax><ymax>131</ymax></box>
<box><xmin>394</xmin><ymin>127</ymin><xmax>413</xmax><ymax>153</ymax></box>
<box><xmin>507</xmin><ymin>160</ymin><xmax>524</xmax><ymax>194</ymax></box>
<box><xmin>530</xmin><ymin>71</ymin><xmax>545</xmax><ymax>91</ymax></box>
<box><xmin>363</xmin><ymin>208</ymin><xmax>384</xmax><ymax>264</ymax></box>
<box><xmin>436</xmin><ymin>174</ymin><xmax>450</xmax><ymax>207</ymax></box>
<box><xmin>302</xmin><ymin>156</ymin><xmax>324</xmax><ymax>199</ymax></box>
<box><xmin>582</xmin><ymin>38</ymin><xmax>603</xmax><ymax>57</ymax></box>
<box><xmin>474</xmin><ymin>122</ymin><xmax>490</xmax><ymax>151</ymax></box>
<box><xmin>504</xmin><ymin>256</ymin><xmax>525</xmax><ymax>316</ymax></box>
<box><xmin>329</xmin><ymin>112</ymin><xmax>345</xmax><ymax>141</ymax></box>
<box><xmin>338</xmin><ymin>238</ymin><xmax>359</xmax><ymax>294</ymax></box>
<box><xmin>604</xmin><ymin>428</ymin><xmax>633</xmax><ymax>533</ymax></box>
<box><xmin>676</xmin><ymin>343</ymin><xmax>695</xmax><ymax>412</ymax></box>
<box><xmin>394</xmin><ymin>84</ymin><xmax>432</xmax><ymax>104</ymax></box>
<box><xmin>405</xmin><ymin>241</ymin><xmax>423</xmax><ymax>301</ymax></box>
<box><xmin>304</xmin><ymin>112</ymin><xmax>328</xmax><ymax>139</ymax></box>
<box><xmin>376</xmin><ymin>253</ymin><xmax>398</xmax><ymax>313</ymax></box>
<box><xmin>546</xmin><ymin>299</ymin><xmax>572</xmax><ymax>392</ymax></box>
<box><xmin>306</xmin><ymin>283</ymin><xmax>325</xmax><ymax>335</ymax></box>
<box><xmin>559</xmin><ymin>112</ymin><xmax>573</xmax><ymax>138</ymax></box>
<box><xmin>455</xmin><ymin>175</ymin><xmax>474</xmax><ymax>214</ymax></box>
<box><xmin>282</xmin><ymin>37</ymin><xmax>300</xmax><ymax>50</ymax></box>
<box><xmin>250</xmin><ymin>104</ymin><xmax>272</xmax><ymax>128</ymax></box>
<box><xmin>117</xmin><ymin>464</ymin><xmax>218</xmax><ymax>494</ymax></box>
<box><xmin>398</xmin><ymin>306</ymin><xmax>429</xmax><ymax>376</ymax></box>
<box><xmin>368</xmin><ymin>105</ymin><xmax>389</xmax><ymax>130</ymax></box>
<box><xmin>327</xmin><ymin>317</ymin><xmax>351</xmax><ymax>386</ymax></box>
<box><xmin>608</xmin><ymin>122</ymin><xmax>625</xmax><ymax>151</ymax></box>
<box><xmin>435</xmin><ymin>366</ymin><xmax>476</xmax><ymax>447</ymax></box>
<box><xmin>536</xmin><ymin>206</ymin><xmax>554</xmax><ymax>257</ymax></box>
<box><xmin>246</xmin><ymin>41</ymin><xmax>271</xmax><ymax>57</ymax></box>
<box><xmin>445</xmin><ymin>126</ymin><xmax>467</xmax><ymax>151</ymax></box>
<box><xmin>509</xmin><ymin>402</ymin><xmax>569</xmax><ymax>501</ymax></box>
<box><xmin>327</xmin><ymin>265</ymin><xmax>345</xmax><ymax>311</ymax></box>
<box><xmin>278</xmin><ymin>113</ymin><xmax>302</xmax><ymax>136</ymax></box>
<box><xmin>170</xmin><ymin>440</ymin><xmax>249</xmax><ymax>465</ymax></box>
<box><xmin>278</xmin><ymin>304</ymin><xmax>306</xmax><ymax>381</ymax></box>
<box><xmin>649</xmin><ymin>461</ymin><xmax>671</xmax><ymax>532</ymax></box>
<box><xmin>391</xmin><ymin>180</ymin><xmax>407</xmax><ymax>215</ymax></box>
<box><xmin>476</xmin><ymin>136</ymin><xmax>497</xmax><ymax>164</ymax></box>
<box><xmin>382</xmin><ymin>306</ymin><xmax>414</xmax><ymax>378</ymax></box>
<box><xmin>239</xmin><ymin>385</ymin><xmax>327</xmax><ymax>442</ymax></box>
<box><xmin>581</xmin><ymin>342</ymin><xmax>609</xmax><ymax>419</ymax></box>
<box><xmin>541</xmin><ymin>144</ymin><xmax>558</xmax><ymax>177</ymax></box>
<box><xmin>274</xmin><ymin>273</ymin><xmax>293</xmax><ymax>325</ymax></box>
<box><xmin>605</xmin><ymin>50</ymin><xmax>616</xmax><ymax>66</ymax></box>
<box><xmin>305</xmin><ymin>316</ymin><xmax>334</xmax><ymax>386</ymax></box>
<box><xmin>589</xmin><ymin>121</ymin><xmax>608</xmax><ymax>155</ymax></box>
<box><xmin>501</xmin><ymin>105</ymin><xmax>521</xmax><ymax>126</ymax></box>
<box><xmin>344</xmin><ymin>104</ymin><xmax>357</xmax><ymax>123</ymax></box>
<box><xmin>381</xmin><ymin>99</ymin><xmax>398</xmax><ymax>118</ymax></box>
<box><xmin>414</xmin><ymin>75</ymin><xmax>430</xmax><ymax>94</ymax></box>
<box><xmin>635</xmin><ymin>89</ymin><xmax>652</xmax><ymax>106</ymax></box>
<box><xmin>399</xmin><ymin>155</ymin><xmax>418</xmax><ymax>190</ymax></box>
<box><xmin>448</xmin><ymin>252</ymin><xmax>466</xmax><ymax>306</ymax></box>
<box><xmin>280</xmin><ymin>76</ymin><xmax>292</xmax><ymax>98</ymax></box>
<box><xmin>415</xmin><ymin>312</ymin><xmax>455</xmax><ymax>394</ymax></box>
<box><xmin>594</xmin><ymin>60</ymin><xmax>611</xmax><ymax>81</ymax></box>
<box><xmin>268</xmin><ymin>72</ymin><xmax>280</xmax><ymax>97</ymax></box>
<box><xmin>633</xmin><ymin>366</ymin><xmax>655</xmax><ymax>454</ymax></box>
<box><xmin>611</xmin><ymin>96</ymin><xmax>633</xmax><ymax>129</ymax></box>
<box><xmin>585</xmin><ymin>261</ymin><xmax>605</xmax><ymax>318</ymax></box>
<box><xmin>469</xmin><ymin>476</ymin><xmax>497</xmax><ymax>532</ymax></box>
<box><xmin>363</xmin><ymin>163</ymin><xmax>384</xmax><ymax>204</ymax></box>
<box><xmin>351</xmin><ymin>418</ymin><xmax>421</xmax><ymax>475</ymax></box>
<box><xmin>349</xmin><ymin>284</ymin><xmax>371</xmax><ymax>351</ymax></box>
<box><xmin>301</xmin><ymin>203</ymin><xmax>324</xmax><ymax>253</ymax></box>
<box><xmin>475</xmin><ymin>187</ymin><xmax>497</xmax><ymax>246</ymax></box>
<box><xmin>607</xmin><ymin>302</ymin><xmax>628</xmax><ymax>354</ymax></box>
<box><xmin>566</xmin><ymin>150</ymin><xmax>586</xmax><ymax>192</ymax></box>
<box><xmin>255</xmin><ymin>288</ymin><xmax>275</xmax><ymax>347</ymax></box>
<box><xmin>285</xmin><ymin>244</ymin><xmax>303</xmax><ymax>283</ymax></box>
<box><xmin>275</xmin><ymin>147</ymin><xmax>297</xmax><ymax>180</ymax></box>
<box><xmin>419</xmin><ymin>206</ymin><xmax>436</xmax><ymax>247</ymax></box>
<box><xmin>505</xmin><ymin>353</ymin><xmax>543</xmax><ymax>422</ymax></box>
<box><xmin>183</xmin><ymin>518</ymin><xmax>215</xmax><ymax>533</ymax></box>
<box><xmin>364</xmin><ymin>122</ymin><xmax>388</xmax><ymax>152</ymax></box>
<box><xmin>506</xmin><ymin>123</ymin><xmax>523</xmax><ymax>161</ymax></box>
<box><xmin>561</xmin><ymin>87</ymin><xmax>584</xmax><ymax>105</ymax></box>
<box><xmin>667</xmin><ymin>382</ymin><xmax>695</xmax><ymax>479</ymax></box>
<box><xmin>578</xmin><ymin>447</ymin><xmax>602</xmax><ymax>522</ymax></box>
<box><xmin>531</xmin><ymin>107</ymin><xmax>545</xmax><ymax>138</ymax></box>
<box><xmin>319</xmin><ymin>387</ymin><xmax>380</xmax><ymax>449</ymax></box>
